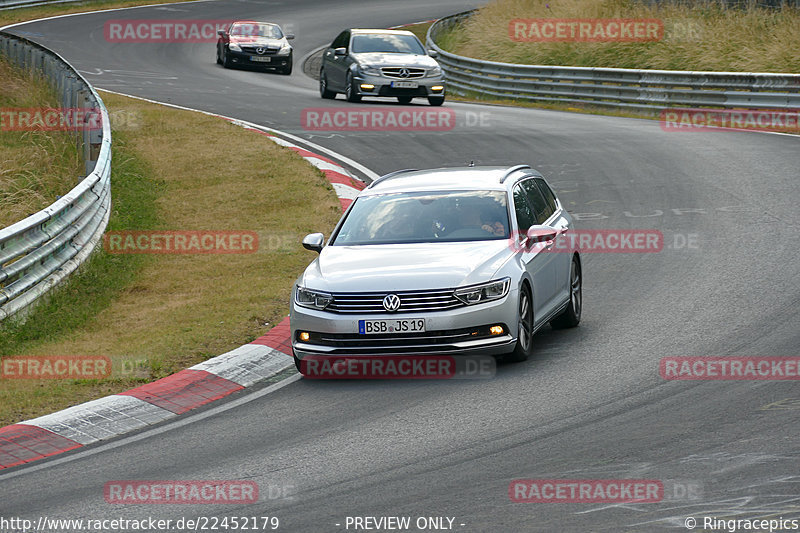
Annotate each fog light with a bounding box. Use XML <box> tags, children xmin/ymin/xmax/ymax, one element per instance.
<box><xmin>299</xmin><ymin>331</ymin><xmax>310</xmax><ymax>341</ymax></box>
<box><xmin>490</xmin><ymin>325</ymin><xmax>504</xmax><ymax>335</ymax></box>
<box><xmin>360</xmin><ymin>84</ymin><xmax>375</xmax><ymax>90</ymax></box>
<box><xmin>431</xmin><ymin>85</ymin><xmax>444</xmax><ymax>92</ymax></box>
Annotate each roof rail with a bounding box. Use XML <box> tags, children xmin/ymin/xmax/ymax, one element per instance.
<box><xmin>498</xmin><ymin>164</ymin><xmax>532</xmax><ymax>183</ymax></box>
<box><xmin>367</xmin><ymin>168</ymin><xmax>419</xmax><ymax>189</ymax></box>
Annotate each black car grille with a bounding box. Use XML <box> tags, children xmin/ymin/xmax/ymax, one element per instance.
<box><xmin>240</xmin><ymin>46</ymin><xmax>279</xmax><ymax>55</ymax></box>
<box><xmin>381</xmin><ymin>67</ymin><xmax>426</xmax><ymax>79</ymax></box>
<box><xmin>308</xmin><ymin>326</ymin><xmax>504</xmax><ymax>353</ymax></box>
<box><xmin>327</xmin><ymin>289</ymin><xmax>464</xmax><ymax>314</ymax></box>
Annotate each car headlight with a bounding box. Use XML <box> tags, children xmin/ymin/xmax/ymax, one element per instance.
<box><xmin>296</xmin><ymin>287</ymin><xmax>333</xmax><ymax>310</ymax></box>
<box><xmin>228</xmin><ymin>43</ymin><xmax>242</xmax><ymax>52</ymax></box>
<box><xmin>454</xmin><ymin>278</ymin><xmax>510</xmax><ymax>305</ymax></box>
<box><xmin>359</xmin><ymin>65</ymin><xmax>382</xmax><ymax>77</ymax></box>
<box><xmin>426</xmin><ymin>66</ymin><xmax>443</xmax><ymax>77</ymax></box>
<box><xmin>277</xmin><ymin>42</ymin><xmax>292</xmax><ymax>55</ymax></box>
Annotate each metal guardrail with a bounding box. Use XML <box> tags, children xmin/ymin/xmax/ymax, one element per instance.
<box><xmin>426</xmin><ymin>10</ymin><xmax>800</xmax><ymax>113</ymax></box>
<box><xmin>0</xmin><ymin>31</ymin><xmax>111</xmax><ymax>321</ymax></box>
<box><xmin>0</xmin><ymin>0</ymin><xmax>85</xmax><ymax>11</ymax></box>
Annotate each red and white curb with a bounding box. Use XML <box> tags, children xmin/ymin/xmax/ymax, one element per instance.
<box><xmin>0</xmin><ymin>99</ymin><xmax>372</xmax><ymax>470</ymax></box>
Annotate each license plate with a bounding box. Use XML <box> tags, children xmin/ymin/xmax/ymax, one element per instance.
<box><xmin>359</xmin><ymin>319</ymin><xmax>425</xmax><ymax>335</ymax></box>
<box><xmin>391</xmin><ymin>81</ymin><xmax>418</xmax><ymax>88</ymax></box>
<box><xmin>250</xmin><ymin>56</ymin><xmax>271</xmax><ymax>62</ymax></box>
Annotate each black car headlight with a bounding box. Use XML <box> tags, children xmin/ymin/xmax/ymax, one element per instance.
<box><xmin>454</xmin><ymin>278</ymin><xmax>510</xmax><ymax>305</ymax></box>
<box><xmin>296</xmin><ymin>287</ymin><xmax>333</xmax><ymax>310</ymax></box>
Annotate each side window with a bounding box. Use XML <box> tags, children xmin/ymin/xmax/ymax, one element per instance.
<box><xmin>513</xmin><ymin>185</ymin><xmax>536</xmax><ymax>233</ymax></box>
<box><xmin>534</xmin><ymin>178</ymin><xmax>558</xmax><ymax>215</ymax></box>
<box><xmin>332</xmin><ymin>31</ymin><xmax>348</xmax><ymax>49</ymax></box>
<box><xmin>521</xmin><ymin>179</ymin><xmax>552</xmax><ymax>224</ymax></box>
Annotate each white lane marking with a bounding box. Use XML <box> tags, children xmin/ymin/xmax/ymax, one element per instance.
<box><xmin>96</xmin><ymin>89</ymin><xmax>379</xmax><ymax>182</ymax></box>
<box><xmin>0</xmin><ymin>374</ymin><xmax>302</xmax><ymax>481</ymax></box>
<box><xmin>0</xmin><ymin>0</ymin><xmax>215</xmax><ymax>32</ymax></box>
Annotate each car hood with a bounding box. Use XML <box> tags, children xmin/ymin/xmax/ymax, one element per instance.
<box><xmin>230</xmin><ymin>36</ymin><xmax>284</xmax><ymax>47</ymax></box>
<box><xmin>352</xmin><ymin>52</ymin><xmax>438</xmax><ymax>69</ymax></box>
<box><xmin>299</xmin><ymin>241</ymin><xmax>511</xmax><ymax>293</ymax></box>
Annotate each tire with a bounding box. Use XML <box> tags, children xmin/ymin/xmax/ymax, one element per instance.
<box><xmin>320</xmin><ymin>69</ymin><xmax>336</xmax><ymax>99</ymax></box>
<box><xmin>216</xmin><ymin>44</ymin><xmax>222</xmax><ymax>65</ymax></box>
<box><xmin>281</xmin><ymin>62</ymin><xmax>293</xmax><ymax>75</ymax></box>
<box><xmin>222</xmin><ymin>49</ymin><xmax>231</xmax><ymax>69</ymax></box>
<box><xmin>397</xmin><ymin>96</ymin><xmax>413</xmax><ymax>104</ymax></box>
<box><xmin>294</xmin><ymin>354</ymin><xmax>303</xmax><ymax>373</ymax></box>
<box><xmin>506</xmin><ymin>285</ymin><xmax>534</xmax><ymax>362</ymax></box>
<box><xmin>345</xmin><ymin>71</ymin><xmax>361</xmax><ymax>103</ymax></box>
<box><xmin>428</xmin><ymin>95</ymin><xmax>445</xmax><ymax>106</ymax></box>
<box><xmin>550</xmin><ymin>256</ymin><xmax>582</xmax><ymax>329</ymax></box>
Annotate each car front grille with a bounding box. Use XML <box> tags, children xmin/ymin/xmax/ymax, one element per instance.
<box><xmin>381</xmin><ymin>67</ymin><xmax>426</xmax><ymax>79</ymax></box>
<box><xmin>307</xmin><ymin>325</ymin><xmax>506</xmax><ymax>353</ymax></box>
<box><xmin>327</xmin><ymin>289</ymin><xmax>464</xmax><ymax>314</ymax></box>
<box><xmin>240</xmin><ymin>46</ymin><xmax>279</xmax><ymax>55</ymax></box>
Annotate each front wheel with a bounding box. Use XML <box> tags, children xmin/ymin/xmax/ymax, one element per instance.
<box><xmin>281</xmin><ymin>62</ymin><xmax>293</xmax><ymax>75</ymax></box>
<box><xmin>320</xmin><ymin>69</ymin><xmax>336</xmax><ymax>99</ymax></box>
<box><xmin>345</xmin><ymin>72</ymin><xmax>361</xmax><ymax>102</ymax></box>
<box><xmin>506</xmin><ymin>285</ymin><xmax>534</xmax><ymax>363</ymax></box>
<box><xmin>397</xmin><ymin>96</ymin><xmax>413</xmax><ymax>104</ymax></box>
<box><xmin>428</xmin><ymin>95</ymin><xmax>445</xmax><ymax>106</ymax></box>
<box><xmin>222</xmin><ymin>49</ymin><xmax>231</xmax><ymax>69</ymax></box>
<box><xmin>551</xmin><ymin>257</ymin><xmax>582</xmax><ymax>329</ymax></box>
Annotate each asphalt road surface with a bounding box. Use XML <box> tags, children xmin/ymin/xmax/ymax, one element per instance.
<box><xmin>2</xmin><ymin>1</ymin><xmax>799</xmax><ymax>531</ymax></box>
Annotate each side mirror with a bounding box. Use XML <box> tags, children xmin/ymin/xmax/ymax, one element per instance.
<box><xmin>217</xmin><ymin>30</ymin><xmax>226</xmax><ymax>37</ymax></box>
<box><xmin>285</xmin><ymin>34</ymin><xmax>295</xmax><ymax>40</ymax></box>
<box><xmin>302</xmin><ymin>233</ymin><xmax>325</xmax><ymax>253</ymax></box>
<box><xmin>525</xmin><ymin>225</ymin><xmax>558</xmax><ymax>249</ymax></box>
<box><xmin>334</xmin><ymin>47</ymin><xmax>347</xmax><ymax>56</ymax></box>
<box><xmin>428</xmin><ymin>49</ymin><xmax>439</xmax><ymax>58</ymax></box>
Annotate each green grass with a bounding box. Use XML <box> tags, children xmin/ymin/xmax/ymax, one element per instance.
<box><xmin>435</xmin><ymin>0</ymin><xmax>800</xmax><ymax>72</ymax></box>
<box><xmin>0</xmin><ymin>58</ymin><xmax>84</xmax><ymax>227</ymax></box>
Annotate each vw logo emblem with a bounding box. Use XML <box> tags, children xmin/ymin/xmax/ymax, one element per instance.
<box><xmin>382</xmin><ymin>294</ymin><xmax>401</xmax><ymax>312</ymax></box>
<box><xmin>398</xmin><ymin>68</ymin><xmax>410</xmax><ymax>78</ymax></box>
<box><xmin>256</xmin><ymin>47</ymin><xmax>266</xmax><ymax>55</ymax></box>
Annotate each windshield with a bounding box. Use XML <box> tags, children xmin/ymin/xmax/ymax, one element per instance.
<box><xmin>331</xmin><ymin>190</ymin><xmax>510</xmax><ymax>245</ymax></box>
<box><xmin>350</xmin><ymin>34</ymin><xmax>426</xmax><ymax>54</ymax></box>
<box><xmin>230</xmin><ymin>23</ymin><xmax>283</xmax><ymax>39</ymax></box>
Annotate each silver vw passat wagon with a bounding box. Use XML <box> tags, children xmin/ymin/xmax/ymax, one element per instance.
<box><xmin>290</xmin><ymin>165</ymin><xmax>582</xmax><ymax>372</ymax></box>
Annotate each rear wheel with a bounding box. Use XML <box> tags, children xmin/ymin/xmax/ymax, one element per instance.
<box><xmin>345</xmin><ymin>71</ymin><xmax>361</xmax><ymax>102</ymax></box>
<box><xmin>551</xmin><ymin>256</ymin><xmax>582</xmax><ymax>329</ymax></box>
<box><xmin>428</xmin><ymin>95</ymin><xmax>445</xmax><ymax>106</ymax></box>
<box><xmin>320</xmin><ymin>69</ymin><xmax>336</xmax><ymax>99</ymax></box>
<box><xmin>397</xmin><ymin>96</ymin><xmax>413</xmax><ymax>104</ymax></box>
<box><xmin>506</xmin><ymin>285</ymin><xmax>534</xmax><ymax>362</ymax></box>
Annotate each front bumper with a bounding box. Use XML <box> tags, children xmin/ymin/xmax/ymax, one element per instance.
<box><xmin>351</xmin><ymin>72</ymin><xmax>445</xmax><ymax>98</ymax></box>
<box><xmin>226</xmin><ymin>49</ymin><xmax>291</xmax><ymax>68</ymax></box>
<box><xmin>290</xmin><ymin>288</ymin><xmax>518</xmax><ymax>360</ymax></box>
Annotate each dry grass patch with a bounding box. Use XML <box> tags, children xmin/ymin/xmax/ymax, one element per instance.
<box><xmin>0</xmin><ymin>0</ymin><xmax>198</xmax><ymax>28</ymax></box>
<box><xmin>0</xmin><ymin>58</ymin><xmax>83</xmax><ymax>227</ymax></box>
<box><xmin>0</xmin><ymin>92</ymin><xmax>342</xmax><ymax>426</ymax></box>
<box><xmin>438</xmin><ymin>0</ymin><xmax>800</xmax><ymax>72</ymax></box>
